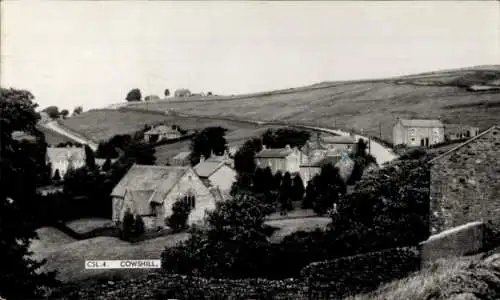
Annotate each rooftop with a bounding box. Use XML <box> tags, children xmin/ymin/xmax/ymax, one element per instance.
<box><xmin>255</xmin><ymin>146</ymin><xmax>296</xmax><ymax>158</ymax></box>
<box><xmin>110</xmin><ymin>165</ymin><xmax>190</xmax><ymax>206</ymax></box>
<box><xmin>194</xmin><ymin>160</ymin><xmax>227</xmax><ymax>178</ymax></box>
<box><xmin>47</xmin><ymin>146</ymin><xmax>86</xmax><ymax>162</ymax></box>
<box><xmin>398</xmin><ymin>118</ymin><xmax>444</xmax><ymax>128</ymax></box>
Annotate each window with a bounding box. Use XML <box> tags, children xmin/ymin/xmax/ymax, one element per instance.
<box><xmin>183</xmin><ymin>190</ymin><xmax>196</xmax><ymax>209</ymax></box>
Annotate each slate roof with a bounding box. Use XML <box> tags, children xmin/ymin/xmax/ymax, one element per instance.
<box><xmin>300</xmin><ymin>156</ymin><xmax>342</xmax><ymax>168</ymax></box>
<box><xmin>398</xmin><ymin>119</ymin><xmax>444</xmax><ymax>128</ymax></box>
<box><xmin>110</xmin><ymin>165</ymin><xmax>190</xmax><ymax>205</ymax></box>
<box><xmin>194</xmin><ymin>161</ymin><xmax>226</xmax><ymax>178</ymax></box>
<box><xmin>47</xmin><ymin>147</ymin><xmax>86</xmax><ymax>162</ymax></box>
<box><xmin>429</xmin><ymin>126</ymin><xmax>498</xmax><ymax>164</ymax></box>
<box><xmin>255</xmin><ymin>148</ymin><xmax>293</xmax><ymax>158</ymax></box>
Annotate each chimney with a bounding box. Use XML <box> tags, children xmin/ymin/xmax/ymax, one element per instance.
<box><xmin>262</xmin><ymin>145</ymin><xmax>267</xmax><ymax>150</ymax></box>
<box><xmin>285</xmin><ymin>144</ymin><xmax>291</xmax><ymax>151</ymax></box>
<box><xmin>200</xmin><ymin>156</ymin><xmax>206</xmax><ymax>163</ymax></box>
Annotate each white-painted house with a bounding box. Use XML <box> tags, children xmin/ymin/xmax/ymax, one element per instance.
<box><xmin>46</xmin><ymin>146</ymin><xmax>86</xmax><ymax>178</ymax></box>
<box><xmin>193</xmin><ymin>154</ymin><xmax>237</xmax><ymax>192</ymax></box>
<box><xmin>254</xmin><ymin>145</ymin><xmax>307</xmax><ymax>174</ymax></box>
<box><xmin>110</xmin><ymin>165</ymin><xmax>220</xmax><ymax>230</ymax></box>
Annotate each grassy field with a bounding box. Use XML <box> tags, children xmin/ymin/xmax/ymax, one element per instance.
<box><xmin>31</xmin><ymin>215</ymin><xmax>329</xmax><ymax>282</ymax></box>
<box><xmin>65</xmin><ymin>218</ymin><xmax>114</xmax><ymax>235</ymax></box>
<box><xmin>347</xmin><ymin>252</ymin><xmax>500</xmax><ymax>300</ymax></box>
<box><xmin>126</xmin><ymin>66</ymin><xmax>500</xmax><ymax>143</ymax></box>
<box><xmin>38</xmin><ymin>125</ymin><xmax>79</xmax><ymax>145</ymax></box>
<box><xmin>31</xmin><ymin>227</ymin><xmax>190</xmax><ymax>282</ymax></box>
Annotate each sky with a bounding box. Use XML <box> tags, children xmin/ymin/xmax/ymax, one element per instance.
<box><xmin>1</xmin><ymin>1</ymin><xmax>499</xmax><ymax>111</ymax></box>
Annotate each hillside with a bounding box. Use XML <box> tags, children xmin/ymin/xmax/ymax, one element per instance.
<box><xmin>124</xmin><ymin>66</ymin><xmax>500</xmax><ymax>143</ymax></box>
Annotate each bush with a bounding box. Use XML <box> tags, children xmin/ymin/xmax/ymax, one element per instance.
<box><xmin>166</xmin><ymin>198</ymin><xmax>192</xmax><ymax>233</ymax></box>
<box><xmin>121</xmin><ymin>211</ymin><xmax>135</xmax><ymax>241</ymax></box>
<box><xmin>300</xmin><ymin>247</ymin><xmax>421</xmax><ymax>299</ymax></box>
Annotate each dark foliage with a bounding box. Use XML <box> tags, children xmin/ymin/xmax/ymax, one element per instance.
<box><xmin>291</xmin><ymin>174</ymin><xmax>305</xmax><ymax>202</ymax></box>
<box><xmin>233</xmin><ymin>138</ymin><xmax>262</xmax><ymax>174</ymax></box>
<box><xmin>72</xmin><ymin>106</ymin><xmax>83</xmax><ymax>116</ymax></box>
<box><xmin>126</xmin><ymin>88</ymin><xmax>142</xmax><ymax>102</ymax></box>
<box><xmin>121</xmin><ymin>211</ymin><xmax>135</xmax><ymax>241</ymax></box>
<box><xmin>162</xmin><ymin>191</ymin><xmax>275</xmax><ymax>278</ymax></box>
<box><xmin>42</xmin><ymin>105</ymin><xmax>60</xmax><ymax>119</ymax></box>
<box><xmin>95</xmin><ymin>141</ymin><xmax>120</xmax><ymax>159</ymax></box>
<box><xmin>102</xmin><ymin>158</ymin><xmax>112</xmax><ymax>172</ymax></box>
<box><xmin>164</xmin><ymin>89</ymin><xmax>170</xmax><ymax>97</ymax></box>
<box><xmin>301</xmin><ymin>247</ymin><xmax>421</xmax><ymax>299</ymax></box>
<box><xmin>310</xmin><ymin>164</ymin><xmax>346</xmax><ymax>215</ymax></box>
<box><xmin>60</xmin><ymin>109</ymin><xmax>69</xmax><ymax>119</ymax></box>
<box><xmin>278</xmin><ymin>172</ymin><xmax>293</xmax><ymax>212</ymax></box>
<box><xmin>261</xmin><ymin>127</ymin><xmax>311</xmax><ymax>149</ymax></box>
<box><xmin>189</xmin><ymin>126</ymin><xmax>228</xmax><ymax>165</ymax></box>
<box><xmin>84</xmin><ymin>144</ymin><xmax>97</xmax><ymax>170</ymax></box>
<box><xmin>347</xmin><ymin>138</ymin><xmax>378</xmax><ymax>185</ymax></box>
<box><xmin>166</xmin><ymin>197</ymin><xmax>192</xmax><ymax>233</ymax></box>
<box><xmin>0</xmin><ymin>87</ymin><xmax>58</xmax><ymax>299</ymax></box>
<box><xmin>56</xmin><ymin>141</ymin><xmax>83</xmax><ymax>148</ymax></box>
<box><xmin>134</xmin><ymin>215</ymin><xmax>146</xmax><ymax>236</ymax></box>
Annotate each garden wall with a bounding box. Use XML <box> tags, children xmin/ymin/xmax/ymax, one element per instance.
<box><xmin>419</xmin><ymin>221</ymin><xmax>486</xmax><ymax>267</ymax></box>
<box><xmin>300</xmin><ymin>247</ymin><xmax>420</xmax><ymax>299</ymax></box>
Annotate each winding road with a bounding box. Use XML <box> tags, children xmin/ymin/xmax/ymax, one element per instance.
<box><xmin>43</xmin><ymin>121</ymin><xmax>99</xmax><ymax>151</ymax></box>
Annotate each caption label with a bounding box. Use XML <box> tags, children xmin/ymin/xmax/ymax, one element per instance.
<box><xmin>85</xmin><ymin>259</ymin><xmax>161</xmax><ymax>269</ymax></box>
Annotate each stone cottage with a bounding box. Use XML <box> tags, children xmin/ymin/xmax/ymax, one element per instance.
<box><xmin>429</xmin><ymin>126</ymin><xmax>500</xmax><ymax>234</ymax></box>
<box><xmin>193</xmin><ymin>153</ymin><xmax>236</xmax><ymax>192</ymax></box>
<box><xmin>393</xmin><ymin>118</ymin><xmax>445</xmax><ymax>147</ymax></box>
<box><xmin>144</xmin><ymin>125</ymin><xmax>182</xmax><ymax>143</ymax></box>
<box><xmin>110</xmin><ymin>164</ymin><xmax>219</xmax><ymax>230</ymax></box>
<box><xmin>254</xmin><ymin>145</ymin><xmax>307</xmax><ymax>174</ymax></box>
<box><xmin>301</xmin><ymin>133</ymin><xmax>357</xmax><ymax>162</ymax></box>
<box><xmin>46</xmin><ymin>146</ymin><xmax>86</xmax><ymax>178</ymax></box>
<box><xmin>299</xmin><ymin>151</ymin><xmax>355</xmax><ymax>185</ymax></box>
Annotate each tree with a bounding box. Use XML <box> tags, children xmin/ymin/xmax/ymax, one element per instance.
<box><xmin>102</xmin><ymin>158</ymin><xmax>112</xmax><ymax>172</ymax></box>
<box><xmin>72</xmin><ymin>106</ymin><xmax>83</xmax><ymax>116</ymax></box>
<box><xmin>347</xmin><ymin>139</ymin><xmax>377</xmax><ymax>185</ymax></box>
<box><xmin>330</xmin><ymin>155</ymin><xmax>430</xmax><ymax>254</ymax></box>
<box><xmin>311</xmin><ymin>164</ymin><xmax>346</xmax><ymax>215</ymax></box>
<box><xmin>84</xmin><ymin>144</ymin><xmax>97</xmax><ymax>170</ymax></box>
<box><xmin>121</xmin><ymin>210</ymin><xmax>135</xmax><ymax>241</ymax></box>
<box><xmin>233</xmin><ymin>138</ymin><xmax>262</xmax><ymax>175</ymax></box>
<box><xmin>167</xmin><ymin>197</ymin><xmax>192</xmax><ymax>232</ymax></box>
<box><xmin>303</xmin><ymin>179</ymin><xmax>316</xmax><ymax>209</ymax></box>
<box><xmin>126</xmin><ymin>88</ymin><xmax>142</xmax><ymax>102</ymax></box>
<box><xmin>190</xmin><ymin>127</ymin><xmax>228</xmax><ymax>165</ymax></box>
<box><xmin>291</xmin><ymin>175</ymin><xmax>305</xmax><ymax>202</ymax></box>
<box><xmin>261</xmin><ymin>127</ymin><xmax>311</xmax><ymax>149</ymax></box>
<box><xmin>134</xmin><ymin>215</ymin><xmax>145</xmax><ymax>236</ymax></box>
<box><xmin>207</xmin><ymin>91</ymin><xmax>213</xmax><ymax>96</ymax></box>
<box><xmin>42</xmin><ymin>105</ymin><xmax>60</xmax><ymax>119</ymax></box>
<box><xmin>278</xmin><ymin>172</ymin><xmax>293</xmax><ymax>213</ymax></box>
<box><xmin>164</xmin><ymin>89</ymin><xmax>170</xmax><ymax>97</ymax></box>
<box><xmin>123</xmin><ymin>140</ymin><xmax>156</xmax><ymax>165</ymax></box>
<box><xmin>95</xmin><ymin>141</ymin><xmax>119</xmax><ymax>159</ymax></box>
<box><xmin>53</xmin><ymin>169</ymin><xmax>61</xmax><ymax>182</ymax></box>
<box><xmin>0</xmin><ymin>88</ymin><xmax>57</xmax><ymax>299</ymax></box>
<box><xmin>162</xmin><ymin>191</ymin><xmax>275</xmax><ymax>278</ymax></box>
<box><xmin>60</xmin><ymin>109</ymin><xmax>69</xmax><ymax>119</ymax></box>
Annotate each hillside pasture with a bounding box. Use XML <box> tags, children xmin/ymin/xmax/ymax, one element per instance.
<box><xmin>127</xmin><ymin>67</ymin><xmax>500</xmax><ymax>144</ymax></box>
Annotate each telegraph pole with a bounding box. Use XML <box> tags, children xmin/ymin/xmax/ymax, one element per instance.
<box><xmin>379</xmin><ymin>123</ymin><xmax>382</xmax><ymax>140</ymax></box>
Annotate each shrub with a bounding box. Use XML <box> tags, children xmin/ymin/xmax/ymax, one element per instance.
<box><xmin>134</xmin><ymin>215</ymin><xmax>145</xmax><ymax>236</ymax></box>
<box><xmin>121</xmin><ymin>211</ymin><xmax>135</xmax><ymax>241</ymax></box>
<box><xmin>166</xmin><ymin>197</ymin><xmax>192</xmax><ymax>233</ymax></box>
<box><xmin>300</xmin><ymin>247</ymin><xmax>421</xmax><ymax>299</ymax></box>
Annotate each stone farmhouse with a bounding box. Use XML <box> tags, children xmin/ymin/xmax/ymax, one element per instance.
<box><xmin>174</xmin><ymin>89</ymin><xmax>192</xmax><ymax>97</ymax></box>
<box><xmin>46</xmin><ymin>145</ymin><xmax>117</xmax><ymax>178</ymax></box>
<box><xmin>429</xmin><ymin>125</ymin><xmax>500</xmax><ymax>234</ymax></box>
<box><xmin>301</xmin><ymin>133</ymin><xmax>357</xmax><ymax>162</ymax></box>
<box><xmin>193</xmin><ymin>153</ymin><xmax>236</xmax><ymax>192</ymax></box>
<box><xmin>299</xmin><ymin>152</ymin><xmax>355</xmax><ymax>185</ymax></box>
<box><xmin>254</xmin><ymin>145</ymin><xmax>307</xmax><ymax>174</ymax></box>
<box><xmin>393</xmin><ymin>118</ymin><xmax>445</xmax><ymax>147</ymax></box>
<box><xmin>46</xmin><ymin>146</ymin><xmax>86</xmax><ymax>178</ymax></box>
<box><xmin>111</xmin><ymin>164</ymin><xmax>220</xmax><ymax>230</ymax></box>
<box><xmin>144</xmin><ymin>125</ymin><xmax>182</xmax><ymax>143</ymax></box>
<box><xmin>170</xmin><ymin>151</ymin><xmax>191</xmax><ymax>166</ymax></box>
